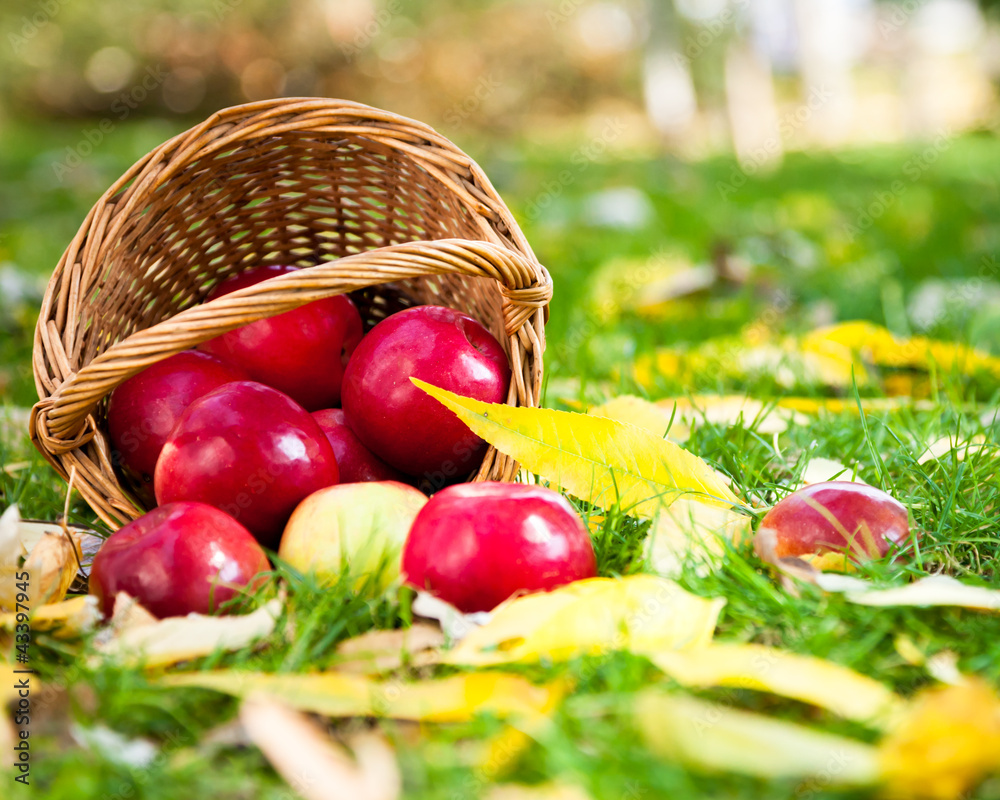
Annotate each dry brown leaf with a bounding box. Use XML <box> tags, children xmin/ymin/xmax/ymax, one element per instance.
<box><xmin>241</xmin><ymin>696</ymin><xmax>400</xmax><ymax>800</ymax></box>
<box><xmin>0</xmin><ymin>506</ymin><xmax>92</xmax><ymax>611</ymax></box>
<box><xmin>108</xmin><ymin>592</ymin><xmax>159</xmax><ymax>635</ymax></box>
<box><xmin>335</xmin><ymin>623</ymin><xmax>445</xmax><ymax>674</ymax></box>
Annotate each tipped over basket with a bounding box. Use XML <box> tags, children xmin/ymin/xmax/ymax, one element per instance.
<box><xmin>29</xmin><ymin>98</ymin><xmax>551</xmax><ymax>529</ymax></box>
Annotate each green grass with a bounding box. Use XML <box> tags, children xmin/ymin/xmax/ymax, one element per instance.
<box><xmin>2</xmin><ymin>122</ymin><xmax>1000</xmax><ymax>798</ymax></box>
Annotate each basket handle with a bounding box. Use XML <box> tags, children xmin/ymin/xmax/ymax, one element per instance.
<box><xmin>31</xmin><ymin>239</ymin><xmax>551</xmax><ymax>451</ymax></box>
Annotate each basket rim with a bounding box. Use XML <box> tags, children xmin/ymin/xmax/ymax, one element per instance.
<box><xmin>30</xmin><ymin>97</ymin><xmax>551</xmax><ymax>529</ymax></box>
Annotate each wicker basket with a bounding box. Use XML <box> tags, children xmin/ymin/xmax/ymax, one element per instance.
<box><xmin>29</xmin><ymin>98</ymin><xmax>551</xmax><ymax>530</ymax></box>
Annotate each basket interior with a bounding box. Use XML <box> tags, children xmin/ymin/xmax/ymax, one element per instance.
<box><xmin>81</xmin><ymin>131</ymin><xmax>507</xmax><ymax>372</ymax></box>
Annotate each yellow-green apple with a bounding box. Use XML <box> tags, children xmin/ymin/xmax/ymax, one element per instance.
<box><xmin>341</xmin><ymin>305</ymin><xmax>510</xmax><ymax>483</ymax></box>
<box><xmin>154</xmin><ymin>381</ymin><xmax>339</xmax><ymax>547</ymax></box>
<box><xmin>279</xmin><ymin>481</ymin><xmax>428</xmax><ymax>591</ymax></box>
<box><xmin>401</xmin><ymin>482</ymin><xmax>597</xmax><ymax>612</ymax></box>
<box><xmin>200</xmin><ymin>265</ymin><xmax>364</xmax><ymax>411</ymax></box>
<box><xmin>89</xmin><ymin>501</ymin><xmax>270</xmax><ymax>618</ymax></box>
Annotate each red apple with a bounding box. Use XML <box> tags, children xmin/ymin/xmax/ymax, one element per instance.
<box><xmin>401</xmin><ymin>482</ymin><xmax>597</xmax><ymax>612</ymax></box>
<box><xmin>107</xmin><ymin>351</ymin><xmax>247</xmax><ymax>503</ymax></box>
<box><xmin>199</xmin><ymin>265</ymin><xmax>364</xmax><ymax>411</ymax></box>
<box><xmin>89</xmin><ymin>501</ymin><xmax>270</xmax><ymax>618</ymax></box>
<box><xmin>341</xmin><ymin>306</ymin><xmax>510</xmax><ymax>481</ymax></box>
<box><xmin>154</xmin><ymin>381</ymin><xmax>339</xmax><ymax>547</ymax></box>
<box><xmin>755</xmin><ymin>481</ymin><xmax>910</xmax><ymax>568</ymax></box>
<box><xmin>311</xmin><ymin>409</ymin><xmax>406</xmax><ymax>484</ymax></box>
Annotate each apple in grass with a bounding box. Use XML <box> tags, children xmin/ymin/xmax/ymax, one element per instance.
<box><xmin>755</xmin><ymin>481</ymin><xmax>910</xmax><ymax>570</ymax></box>
<box><xmin>341</xmin><ymin>306</ymin><xmax>510</xmax><ymax>483</ymax></box>
<box><xmin>311</xmin><ymin>409</ymin><xmax>406</xmax><ymax>484</ymax></box>
<box><xmin>401</xmin><ymin>482</ymin><xmax>597</xmax><ymax>613</ymax></box>
<box><xmin>106</xmin><ymin>351</ymin><xmax>247</xmax><ymax>505</ymax></box>
<box><xmin>279</xmin><ymin>481</ymin><xmax>428</xmax><ymax>592</ymax></box>
<box><xmin>89</xmin><ymin>502</ymin><xmax>270</xmax><ymax>619</ymax></box>
<box><xmin>154</xmin><ymin>381</ymin><xmax>339</xmax><ymax>548</ymax></box>
<box><xmin>199</xmin><ymin>264</ymin><xmax>364</xmax><ymax>411</ymax></box>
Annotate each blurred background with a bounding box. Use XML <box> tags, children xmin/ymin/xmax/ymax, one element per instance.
<box><xmin>3</xmin><ymin>0</ymin><xmax>1000</xmax><ymax>406</ymax></box>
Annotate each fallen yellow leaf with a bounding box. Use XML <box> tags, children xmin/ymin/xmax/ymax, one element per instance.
<box><xmin>94</xmin><ymin>598</ymin><xmax>282</xmax><ymax>668</ymax></box>
<box><xmin>805</xmin><ymin>321</ymin><xmax>1000</xmax><ymax>379</ymax></box>
<box><xmin>633</xmin><ymin>689</ymin><xmax>880</xmax><ymax>784</ymax></box>
<box><xmin>591</xmin><ymin>394</ymin><xmax>807</xmax><ymax>443</ymax></box>
<box><xmin>645</xmin><ymin>497</ymin><xmax>751</xmax><ymax>578</ymax></box>
<box><xmin>647</xmin><ymin>643</ymin><xmax>904</xmax><ymax>728</ymax></box>
<box><xmin>164</xmin><ymin>671</ymin><xmax>563</xmax><ymax>723</ymax></box>
<box><xmin>879</xmin><ymin>680</ymin><xmax>1000</xmax><ymax>799</ymax></box>
<box><xmin>844</xmin><ymin>575</ymin><xmax>1000</xmax><ymax>611</ymax></box>
<box><xmin>483</xmin><ymin>783</ymin><xmax>592</xmax><ymax>800</ymax></box>
<box><xmin>335</xmin><ymin>624</ymin><xmax>445</xmax><ymax>674</ymax></box>
<box><xmin>917</xmin><ymin>434</ymin><xmax>992</xmax><ymax>465</ymax></box>
<box><xmin>413</xmin><ymin>380</ymin><xmax>743</xmax><ymax>517</ymax></box>
<box><xmin>0</xmin><ymin>595</ymin><xmax>100</xmax><ymax>638</ymax></box>
<box><xmin>442</xmin><ymin>575</ymin><xmax>724</xmax><ymax>667</ymax></box>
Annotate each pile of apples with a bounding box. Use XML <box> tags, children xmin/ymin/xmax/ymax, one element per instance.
<box><xmin>88</xmin><ymin>265</ymin><xmax>913</xmax><ymax>622</ymax></box>
<box><xmin>90</xmin><ymin>266</ymin><xmax>597</xmax><ymax>618</ymax></box>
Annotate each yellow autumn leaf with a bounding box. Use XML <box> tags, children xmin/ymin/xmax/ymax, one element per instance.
<box><xmin>588</xmin><ymin>395</ymin><xmax>683</xmax><ymax>439</ymax></box>
<box><xmin>163</xmin><ymin>670</ymin><xmax>564</xmax><ymax>723</ymax></box>
<box><xmin>647</xmin><ymin>643</ymin><xmax>904</xmax><ymax>728</ymax></box>
<box><xmin>879</xmin><ymin>680</ymin><xmax>1000</xmax><ymax>799</ymax></box>
<box><xmin>645</xmin><ymin>497</ymin><xmax>751</xmax><ymax>578</ymax></box>
<box><xmin>0</xmin><ymin>662</ymin><xmax>35</xmax><ymax>703</ymax></box>
<box><xmin>844</xmin><ymin>575</ymin><xmax>1000</xmax><ymax>611</ymax></box>
<box><xmin>0</xmin><ymin>595</ymin><xmax>101</xmax><ymax>638</ymax></box>
<box><xmin>441</xmin><ymin>575</ymin><xmax>724</xmax><ymax>667</ymax></box>
<box><xmin>412</xmin><ymin>379</ymin><xmax>742</xmax><ymax>517</ymax></box>
<box><xmin>633</xmin><ymin>689</ymin><xmax>880</xmax><ymax>784</ymax></box>
<box><xmin>94</xmin><ymin>598</ymin><xmax>282</xmax><ymax>668</ymax></box>
<box><xmin>590</xmin><ymin>394</ymin><xmax>806</xmax><ymax>443</ymax></box>
<box><xmin>483</xmin><ymin>784</ymin><xmax>593</xmax><ymax>800</ymax></box>
<box><xmin>803</xmin><ymin>321</ymin><xmax>1000</xmax><ymax>378</ymax></box>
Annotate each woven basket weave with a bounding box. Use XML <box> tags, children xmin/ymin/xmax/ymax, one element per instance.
<box><xmin>29</xmin><ymin>98</ymin><xmax>551</xmax><ymax>530</ymax></box>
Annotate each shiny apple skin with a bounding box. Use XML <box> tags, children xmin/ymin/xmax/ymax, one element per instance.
<box><xmin>107</xmin><ymin>351</ymin><xmax>247</xmax><ymax>503</ymax></box>
<box><xmin>154</xmin><ymin>381</ymin><xmax>340</xmax><ymax>547</ymax></box>
<box><xmin>311</xmin><ymin>409</ymin><xmax>407</xmax><ymax>484</ymax></box>
<box><xmin>280</xmin><ymin>480</ymin><xmax>428</xmax><ymax>592</ymax></box>
<box><xmin>401</xmin><ymin>482</ymin><xmax>597</xmax><ymax>612</ymax></box>
<box><xmin>89</xmin><ymin>501</ymin><xmax>270</xmax><ymax>619</ymax></box>
<box><xmin>199</xmin><ymin>264</ymin><xmax>364</xmax><ymax>411</ymax></box>
<box><xmin>341</xmin><ymin>306</ymin><xmax>510</xmax><ymax>481</ymax></box>
<box><xmin>759</xmin><ymin>481</ymin><xmax>910</xmax><ymax>561</ymax></box>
